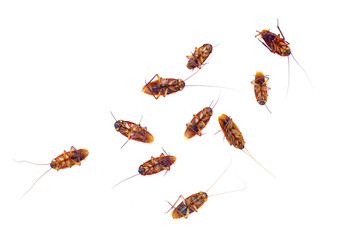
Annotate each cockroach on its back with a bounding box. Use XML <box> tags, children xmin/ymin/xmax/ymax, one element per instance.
<box><xmin>186</xmin><ymin>43</ymin><xmax>213</xmax><ymax>70</ymax></box>
<box><xmin>110</xmin><ymin>111</ymin><xmax>154</xmax><ymax>148</ymax></box>
<box><xmin>142</xmin><ymin>74</ymin><xmax>185</xmax><ymax>99</ymax></box>
<box><xmin>112</xmin><ymin>150</ymin><xmax>176</xmax><ymax>188</ymax></box>
<box><xmin>218</xmin><ymin>114</ymin><xmax>274</xmax><ymax>177</ymax></box>
<box><xmin>15</xmin><ymin>146</ymin><xmax>89</xmax><ymax>198</ymax></box>
<box><xmin>255</xmin><ymin>19</ymin><xmax>312</xmax><ymax>96</ymax></box>
<box><xmin>184</xmin><ymin>95</ymin><xmax>220</xmax><ymax>139</ymax></box>
<box><xmin>251</xmin><ymin>71</ymin><xmax>271</xmax><ymax>113</ymax></box>
<box><xmin>166</xmin><ymin>161</ymin><xmax>246</xmax><ymax>219</ymax></box>
<box><xmin>142</xmin><ymin>71</ymin><xmax>240</xmax><ymax>99</ymax></box>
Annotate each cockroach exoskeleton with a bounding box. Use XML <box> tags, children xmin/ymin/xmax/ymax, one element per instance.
<box><xmin>112</xmin><ymin>149</ymin><xmax>176</xmax><ymax>188</ymax></box>
<box><xmin>15</xmin><ymin>146</ymin><xmax>89</xmax><ymax>198</ymax></box>
<box><xmin>251</xmin><ymin>71</ymin><xmax>271</xmax><ymax>113</ymax></box>
<box><xmin>110</xmin><ymin>111</ymin><xmax>154</xmax><ymax>148</ymax></box>
<box><xmin>142</xmin><ymin>74</ymin><xmax>186</xmax><ymax>99</ymax></box>
<box><xmin>142</xmin><ymin>71</ymin><xmax>240</xmax><ymax>99</ymax></box>
<box><xmin>255</xmin><ymin>19</ymin><xmax>311</xmax><ymax>96</ymax></box>
<box><xmin>186</xmin><ymin>43</ymin><xmax>213</xmax><ymax>70</ymax></box>
<box><xmin>218</xmin><ymin>114</ymin><xmax>274</xmax><ymax>177</ymax></box>
<box><xmin>166</xmin><ymin>161</ymin><xmax>246</xmax><ymax>219</ymax></box>
<box><xmin>184</xmin><ymin>95</ymin><xmax>220</xmax><ymax>139</ymax></box>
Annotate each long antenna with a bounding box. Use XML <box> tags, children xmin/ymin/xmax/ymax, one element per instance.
<box><xmin>14</xmin><ymin>159</ymin><xmax>49</xmax><ymax>166</ymax></box>
<box><xmin>184</xmin><ymin>68</ymin><xmax>202</xmax><ymax>82</ymax></box>
<box><xmin>110</xmin><ymin>111</ymin><xmax>117</xmax><ymax>121</ymax></box>
<box><xmin>264</xmin><ymin>104</ymin><xmax>272</xmax><ymax>114</ymax></box>
<box><xmin>291</xmin><ymin>53</ymin><xmax>313</xmax><ymax>88</ymax></box>
<box><xmin>112</xmin><ymin>173</ymin><xmax>140</xmax><ymax>189</ymax></box>
<box><xmin>205</xmin><ymin>158</ymin><xmax>233</xmax><ymax>193</ymax></box>
<box><xmin>21</xmin><ymin>168</ymin><xmax>52</xmax><ymax>199</ymax></box>
<box><xmin>186</xmin><ymin>84</ymin><xmax>241</xmax><ymax>93</ymax></box>
<box><xmin>286</xmin><ymin>56</ymin><xmax>291</xmax><ymax>98</ymax></box>
<box><xmin>210</xmin><ymin>91</ymin><xmax>221</xmax><ymax>109</ymax></box>
<box><xmin>242</xmin><ymin>147</ymin><xmax>275</xmax><ymax>179</ymax></box>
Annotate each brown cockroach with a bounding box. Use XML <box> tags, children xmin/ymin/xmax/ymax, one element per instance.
<box><xmin>218</xmin><ymin>114</ymin><xmax>274</xmax><ymax>177</ymax></box>
<box><xmin>112</xmin><ymin>150</ymin><xmax>176</xmax><ymax>188</ymax></box>
<box><xmin>186</xmin><ymin>43</ymin><xmax>213</xmax><ymax>70</ymax></box>
<box><xmin>142</xmin><ymin>71</ymin><xmax>240</xmax><ymax>99</ymax></box>
<box><xmin>184</xmin><ymin>95</ymin><xmax>220</xmax><ymax>139</ymax></box>
<box><xmin>110</xmin><ymin>111</ymin><xmax>154</xmax><ymax>148</ymax></box>
<box><xmin>166</xmin><ymin>161</ymin><xmax>246</xmax><ymax>219</ymax></box>
<box><xmin>15</xmin><ymin>146</ymin><xmax>89</xmax><ymax>198</ymax></box>
<box><xmin>251</xmin><ymin>71</ymin><xmax>271</xmax><ymax>113</ymax></box>
<box><xmin>255</xmin><ymin>19</ymin><xmax>311</xmax><ymax>96</ymax></box>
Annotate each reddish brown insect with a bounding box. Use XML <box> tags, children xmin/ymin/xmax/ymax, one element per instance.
<box><xmin>112</xmin><ymin>150</ymin><xmax>176</xmax><ymax>188</ymax></box>
<box><xmin>166</xmin><ymin>162</ymin><xmax>246</xmax><ymax>219</ymax></box>
<box><xmin>218</xmin><ymin>114</ymin><xmax>274</xmax><ymax>177</ymax></box>
<box><xmin>256</xmin><ymin>19</ymin><xmax>311</xmax><ymax>96</ymax></box>
<box><xmin>142</xmin><ymin>74</ymin><xmax>186</xmax><ymax>99</ymax></box>
<box><xmin>184</xmin><ymin>96</ymin><xmax>220</xmax><ymax>139</ymax></box>
<box><xmin>251</xmin><ymin>71</ymin><xmax>271</xmax><ymax>113</ymax></box>
<box><xmin>143</xmin><ymin>72</ymin><xmax>240</xmax><ymax>99</ymax></box>
<box><xmin>15</xmin><ymin>146</ymin><xmax>89</xmax><ymax>198</ymax></box>
<box><xmin>186</xmin><ymin>43</ymin><xmax>213</xmax><ymax>70</ymax></box>
<box><xmin>110</xmin><ymin>111</ymin><xmax>154</xmax><ymax>148</ymax></box>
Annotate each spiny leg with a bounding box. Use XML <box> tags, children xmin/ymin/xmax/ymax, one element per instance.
<box><xmin>165</xmin><ymin>195</ymin><xmax>185</xmax><ymax>214</ymax></box>
<box><xmin>145</xmin><ymin>74</ymin><xmax>161</xmax><ymax>100</ymax></box>
<box><xmin>277</xmin><ymin>19</ymin><xmax>286</xmax><ymax>39</ymax></box>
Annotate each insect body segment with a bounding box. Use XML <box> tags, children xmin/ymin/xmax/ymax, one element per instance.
<box><xmin>251</xmin><ymin>72</ymin><xmax>271</xmax><ymax>113</ymax></box>
<box><xmin>142</xmin><ymin>74</ymin><xmax>185</xmax><ymax>99</ymax></box>
<box><xmin>186</xmin><ymin>43</ymin><xmax>213</xmax><ymax>70</ymax></box>
<box><xmin>113</xmin><ymin>151</ymin><xmax>176</xmax><ymax>188</ymax></box>
<box><xmin>111</xmin><ymin>111</ymin><xmax>154</xmax><ymax>148</ymax></box>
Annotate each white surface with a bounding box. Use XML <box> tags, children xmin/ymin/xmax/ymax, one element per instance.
<box><xmin>1</xmin><ymin>0</ymin><xmax>359</xmax><ymax>239</ymax></box>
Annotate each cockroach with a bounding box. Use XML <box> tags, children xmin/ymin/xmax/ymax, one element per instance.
<box><xmin>184</xmin><ymin>95</ymin><xmax>220</xmax><ymax>139</ymax></box>
<box><xmin>218</xmin><ymin>114</ymin><xmax>274</xmax><ymax>177</ymax></box>
<box><xmin>255</xmin><ymin>19</ymin><xmax>311</xmax><ymax>96</ymax></box>
<box><xmin>110</xmin><ymin>111</ymin><xmax>154</xmax><ymax>148</ymax></box>
<box><xmin>251</xmin><ymin>71</ymin><xmax>271</xmax><ymax>113</ymax></box>
<box><xmin>142</xmin><ymin>71</ymin><xmax>240</xmax><ymax>99</ymax></box>
<box><xmin>15</xmin><ymin>146</ymin><xmax>89</xmax><ymax>198</ymax></box>
<box><xmin>112</xmin><ymin>150</ymin><xmax>176</xmax><ymax>188</ymax></box>
<box><xmin>166</xmin><ymin>161</ymin><xmax>246</xmax><ymax>219</ymax></box>
<box><xmin>186</xmin><ymin>43</ymin><xmax>213</xmax><ymax>70</ymax></box>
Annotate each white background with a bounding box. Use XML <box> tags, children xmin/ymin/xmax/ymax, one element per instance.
<box><xmin>1</xmin><ymin>0</ymin><xmax>359</xmax><ymax>239</ymax></box>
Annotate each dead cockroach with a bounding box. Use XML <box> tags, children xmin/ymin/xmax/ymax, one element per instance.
<box><xmin>186</xmin><ymin>43</ymin><xmax>213</xmax><ymax>70</ymax></box>
<box><xmin>251</xmin><ymin>71</ymin><xmax>271</xmax><ymax>113</ymax></box>
<box><xmin>110</xmin><ymin>111</ymin><xmax>154</xmax><ymax>148</ymax></box>
<box><xmin>15</xmin><ymin>146</ymin><xmax>89</xmax><ymax>198</ymax></box>
<box><xmin>112</xmin><ymin>150</ymin><xmax>176</xmax><ymax>188</ymax></box>
<box><xmin>166</xmin><ymin>161</ymin><xmax>246</xmax><ymax>219</ymax></box>
<box><xmin>255</xmin><ymin>19</ymin><xmax>311</xmax><ymax>96</ymax></box>
<box><xmin>142</xmin><ymin>71</ymin><xmax>239</xmax><ymax>99</ymax></box>
<box><xmin>218</xmin><ymin>114</ymin><xmax>274</xmax><ymax>177</ymax></box>
<box><xmin>184</xmin><ymin>95</ymin><xmax>220</xmax><ymax>139</ymax></box>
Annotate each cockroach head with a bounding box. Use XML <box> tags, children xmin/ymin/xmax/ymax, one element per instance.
<box><xmin>114</xmin><ymin>120</ymin><xmax>123</xmax><ymax>131</ymax></box>
<box><xmin>179</xmin><ymin>79</ymin><xmax>185</xmax><ymax>90</ymax></box>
